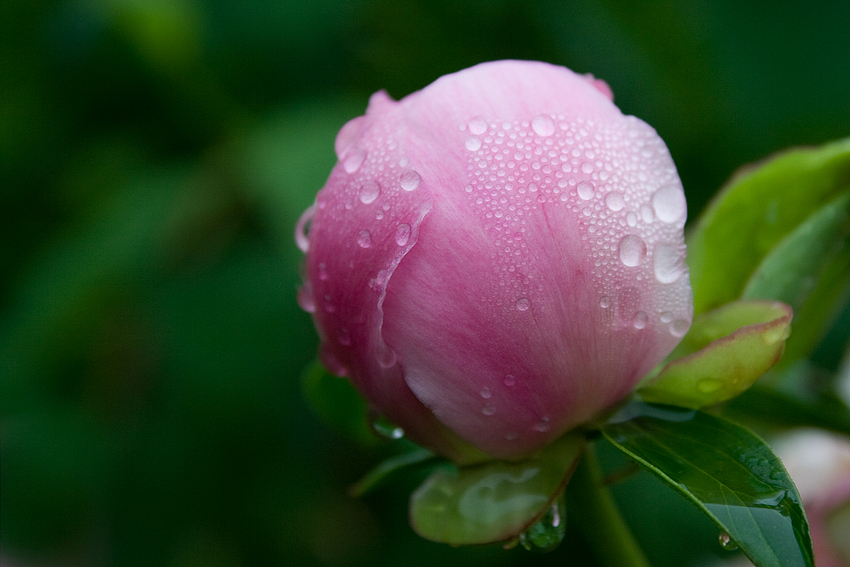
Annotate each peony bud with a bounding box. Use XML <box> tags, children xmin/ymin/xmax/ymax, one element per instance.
<box><xmin>296</xmin><ymin>60</ymin><xmax>693</xmax><ymax>460</ymax></box>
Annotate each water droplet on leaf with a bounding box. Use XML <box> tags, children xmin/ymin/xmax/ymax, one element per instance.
<box><xmin>370</xmin><ymin>413</ymin><xmax>405</xmax><ymax>440</ymax></box>
<box><xmin>519</xmin><ymin>496</ymin><xmax>566</xmax><ymax>553</ymax></box>
<box><xmin>718</xmin><ymin>532</ymin><xmax>738</xmax><ymax>551</ymax></box>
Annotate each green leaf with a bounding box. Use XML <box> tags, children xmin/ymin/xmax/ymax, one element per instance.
<box><xmin>637</xmin><ymin>301</ymin><xmax>792</xmax><ymax>409</ymax></box>
<box><xmin>742</xmin><ymin>192</ymin><xmax>850</xmax><ymax>308</ymax></box>
<box><xmin>603</xmin><ymin>402</ymin><xmax>814</xmax><ymax>567</ymax></box>
<box><xmin>409</xmin><ymin>433</ymin><xmax>584</xmax><ymax>546</ymax></box>
<box><xmin>349</xmin><ymin>448</ymin><xmax>438</xmax><ymax>497</ymax></box>
<box><xmin>688</xmin><ymin>137</ymin><xmax>850</xmax><ymax>314</ymax></box>
<box><xmin>300</xmin><ymin>360</ymin><xmax>376</xmax><ymax>446</ymax></box>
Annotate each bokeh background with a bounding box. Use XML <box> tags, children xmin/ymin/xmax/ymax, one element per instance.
<box><xmin>2</xmin><ymin>1</ymin><xmax>849</xmax><ymax>566</ymax></box>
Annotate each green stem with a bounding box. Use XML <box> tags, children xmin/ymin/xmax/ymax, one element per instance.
<box><xmin>567</xmin><ymin>441</ymin><xmax>651</xmax><ymax>567</ymax></box>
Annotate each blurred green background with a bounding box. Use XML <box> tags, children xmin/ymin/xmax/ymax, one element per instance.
<box><xmin>2</xmin><ymin>0</ymin><xmax>848</xmax><ymax>566</ymax></box>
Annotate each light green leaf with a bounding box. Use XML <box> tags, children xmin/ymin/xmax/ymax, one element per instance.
<box><xmin>638</xmin><ymin>301</ymin><xmax>792</xmax><ymax>409</ymax></box>
<box><xmin>688</xmin><ymin>137</ymin><xmax>850</xmax><ymax>314</ymax></box>
<box><xmin>603</xmin><ymin>403</ymin><xmax>814</xmax><ymax>567</ymax></box>
<box><xmin>409</xmin><ymin>433</ymin><xmax>584</xmax><ymax>546</ymax></box>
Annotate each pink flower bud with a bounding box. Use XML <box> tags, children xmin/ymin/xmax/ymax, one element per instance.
<box><xmin>296</xmin><ymin>61</ymin><xmax>693</xmax><ymax>460</ymax></box>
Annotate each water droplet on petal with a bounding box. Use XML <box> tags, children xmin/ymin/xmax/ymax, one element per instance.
<box><xmin>399</xmin><ymin>170</ymin><xmax>420</xmax><ymax>191</ymax></box>
<box><xmin>395</xmin><ymin>223</ymin><xmax>411</xmax><ymax>246</ymax></box>
<box><xmin>653</xmin><ymin>243</ymin><xmax>685</xmax><ymax>283</ymax></box>
<box><xmin>516</xmin><ymin>297</ymin><xmax>530</xmax><ymax>311</ymax></box>
<box><xmin>600</xmin><ymin>296</ymin><xmax>611</xmax><ymax>308</ymax></box>
<box><xmin>581</xmin><ymin>161</ymin><xmax>594</xmax><ymax>173</ymax></box>
<box><xmin>619</xmin><ymin>235</ymin><xmax>647</xmax><ymax>267</ymax></box>
<box><xmin>482</xmin><ymin>404</ymin><xmax>496</xmax><ymax>416</ymax></box>
<box><xmin>343</xmin><ymin>148</ymin><xmax>366</xmax><ymax>173</ymax></box>
<box><xmin>605</xmin><ymin>191</ymin><xmax>625</xmax><ymax>211</ymax></box>
<box><xmin>465</xmin><ymin>135</ymin><xmax>482</xmax><ymax>151</ymax></box>
<box><xmin>297</xmin><ymin>284</ymin><xmax>316</xmax><ymax>313</ymax></box>
<box><xmin>357</xmin><ymin>230</ymin><xmax>372</xmax><ymax>248</ymax></box>
<box><xmin>377</xmin><ymin>343</ymin><xmax>397</xmax><ymax>368</ymax></box>
<box><xmin>295</xmin><ymin>204</ymin><xmax>316</xmax><ymax>252</ymax></box>
<box><xmin>318</xmin><ymin>262</ymin><xmax>328</xmax><ymax>280</ymax></box>
<box><xmin>652</xmin><ymin>185</ymin><xmax>687</xmax><ymax>223</ymax></box>
<box><xmin>640</xmin><ymin>204</ymin><xmax>655</xmax><ymax>223</ymax></box>
<box><xmin>577</xmin><ymin>181</ymin><xmax>595</xmax><ymax>200</ymax></box>
<box><xmin>503</xmin><ymin>375</ymin><xmax>516</xmax><ymax>387</ymax></box>
<box><xmin>359</xmin><ymin>180</ymin><xmax>380</xmax><ymax>204</ymax></box>
<box><xmin>480</xmin><ymin>387</ymin><xmax>491</xmax><ymax>399</ymax></box>
<box><xmin>535</xmin><ymin>417</ymin><xmax>551</xmax><ymax>432</ymax></box>
<box><xmin>633</xmin><ymin>311</ymin><xmax>648</xmax><ymax>329</ymax></box>
<box><xmin>718</xmin><ymin>532</ymin><xmax>738</xmax><ymax>551</ymax></box>
<box><xmin>670</xmin><ymin>318</ymin><xmax>690</xmax><ymax>337</ymax></box>
<box><xmin>626</xmin><ymin>211</ymin><xmax>638</xmax><ymax>226</ymax></box>
<box><xmin>660</xmin><ymin>311</ymin><xmax>673</xmax><ymax>323</ymax></box>
<box><xmin>469</xmin><ymin>116</ymin><xmax>488</xmax><ymax>135</ymax></box>
<box><xmin>532</xmin><ymin>114</ymin><xmax>556</xmax><ymax>136</ymax></box>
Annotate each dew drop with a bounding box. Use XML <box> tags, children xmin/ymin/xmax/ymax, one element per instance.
<box><xmin>370</xmin><ymin>414</ymin><xmax>404</xmax><ymax>440</ymax></box>
<box><xmin>377</xmin><ymin>343</ymin><xmax>397</xmax><ymax>368</ymax></box>
<box><xmin>599</xmin><ymin>296</ymin><xmax>611</xmax><ymax>308</ymax></box>
<box><xmin>482</xmin><ymin>404</ymin><xmax>496</xmax><ymax>416</ymax></box>
<box><xmin>318</xmin><ymin>262</ymin><xmax>328</xmax><ymax>280</ymax></box>
<box><xmin>503</xmin><ymin>375</ymin><xmax>516</xmax><ymax>387</ymax></box>
<box><xmin>297</xmin><ymin>284</ymin><xmax>316</xmax><ymax>313</ymax></box>
<box><xmin>532</xmin><ymin>114</ymin><xmax>556</xmax><ymax>136</ymax></box>
<box><xmin>581</xmin><ymin>161</ymin><xmax>594</xmax><ymax>173</ymax></box>
<box><xmin>619</xmin><ymin>235</ymin><xmax>647</xmax><ymax>267</ymax></box>
<box><xmin>516</xmin><ymin>297</ymin><xmax>530</xmax><ymax>311</ymax></box>
<box><xmin>480</xmin><ymin>387</ymin><xmax>491</xmax><ymax>399</ymax></box>
<box><xmin>718</xmin><ymin>533</ymin><xmax>738</xmax><ymax>551</ymax></box>
<box><xmin>469</xmin><ymin>116</ymin><xmax>488</xmax><ymax>135</ymax></box>
<box><xmin>295</xmin><ymin>204</ymin><xmax>315</xmax><ymax>253</ymax></box>
<box><xmin>671</xmin><ymin>318</ymin><xmax>690</xmax><ymax>337</ymax></box>
<box><xmin>535</xmin><ymin>417</ymin><xmax>551</xmax><ymax>432</ymax></box>
<box><xmin>359</xmin><ymin>180</ymin><xmax>380</xmax><ymax>204</ymax></box>
<box><xmin>395</xmin><ymin>223</ymin><xmax>411</xmax><ymax>246</ymax></box>
<box><xmin>633</xmin><ymin>311</ymin><xmax>648</xmax><ymax>330</ymax></box>
<box><xmin>626</xmin><ymin>211</ymin><xmax>638</xmax><ymax>226</ymax></box>
<box><xmin>357</xmin><ymin>229</ymin><xmax>372</xmax><ymax>248</ymax></box>
<box><xmin>343</xmin><ymin>148</ymin><xmax>366</xmax><ymax>173</ymax></box>
<box><xmin>660</xmin><ymin>311</ymin><xmax>673</xmax><ymax>323</ymax></box>
<box><xmin>640</xmin><ymin>204</ymin><xmax>655</xmax><ymax>223</ymax></box>
<box><xmin>653</xmin><ymin>243</ymin><xmax>685</xmax><ymax>283</ymax></box>
<box><xmin>399</xmin><ymin>170</ymin><xmax>421</xmax><ymax>191</ymax></box>
<box><xmin>465</xmin><ymin>135</ymin><xmax>482</xmax><ymax>151</ymax></box>
<box><xmin>577</xmin><ymin>181</ymin><xmax>595</xmax><ymax>200</ymax></box>
<box><xmin>605</xmin><ymin>191</ymin><xmax>625</xmax><ymax>211</ymax></box>
<box><xmin>652</xmin><ymin>185</ymin><xmax>687</xmax><ymax>223</ymax></box>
